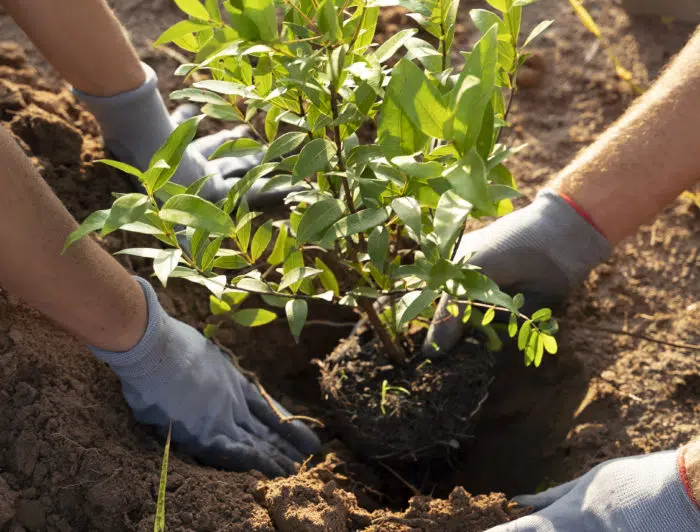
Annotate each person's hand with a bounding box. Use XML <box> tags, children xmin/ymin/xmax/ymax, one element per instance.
<box><xmin>169</xmin><ymin>103</ymin><xmax>300</xmax><ymax>208</ymax></box>
<box><xmin>90</xmin><ymin>277</ymin><xmax>320</xmax><ymax>478</ymax></box>
<box><xmin>423</xmin><ymin>189</ymin><xmax>611</xmax><ymax>356</ymax></box>
<box><xmin>485</xmin><ymin>447</ymin><xmax>700</xmax><ymax>531</ymax></box>
<box><xmin>74</xmin><ymin>62</ymin><xmax>299</xmax><ymax>207</ymax></box>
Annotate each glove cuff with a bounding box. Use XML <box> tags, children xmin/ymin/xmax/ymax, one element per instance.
<box><xmin>72</xmin><ymin>62</ymin><xmax>175</xmax><ymax>174</ymax></box>
<box><xmin>89</xmin><ymin>277</ymin><xmax>169</xmax><ymax>377</ymax></box>
<box><xmin>530</xmin><ymin>188</ymin><xmax>612</xmax><ymax>286</ymax></box>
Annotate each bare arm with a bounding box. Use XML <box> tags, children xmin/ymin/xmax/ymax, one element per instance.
<box><xmin>0</xmin><ymin>0</ymin><xmax>144</xmax><ymax>96</ymax></box>
<box><xmin>0</xmin><ymin>125</ymin><xmax>146</xmax><ymax>351</ymax></box>
<box><xmin>555</xmin><ymin>27</ymin><xmax>700</xmax><ymax>245</ymax></box>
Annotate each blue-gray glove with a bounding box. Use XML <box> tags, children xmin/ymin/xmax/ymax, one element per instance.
<box><xmin>486</xmin><ymin>448</ymin><xmax>700</xmax><ymax>531</ymax></box>
<box><xmin>423</xmin><ymin>189</ymin><xmax>611</xmax><ymax>355</ymax></box>
<box><xmin>90</xmin><ymin>277</ymin><xmax>320</xmax><ymax>478</ymax></box>
<box><xmin>74</xmin><ymin>62</ymin><xmax>290</xmax><ymax>207</ymax></box>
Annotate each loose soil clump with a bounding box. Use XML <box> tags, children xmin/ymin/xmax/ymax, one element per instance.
<box><xmin>320</xmin><ymin>326</ymin><xmax>495</xmax><ymax>461</ymax></box>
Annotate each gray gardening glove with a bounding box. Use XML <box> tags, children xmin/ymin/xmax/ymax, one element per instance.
<box><xmin>90</xmin><ymin>277</ymin><xmax>320</xmax><ymax>478</ymax></box>
<box><xmin>74</xmin><ymin>62</ymin><xmax>292</xmax><ymax>207</ymax></box>
<box><xmin>485</xmin><ymin>448</ymin><xmax>700</xmax><ymax>531</ymax></box>
<box><xmin>423</xmin><ymin>189</ymin><xmax>611</xmax><ymax>356</ymax></box>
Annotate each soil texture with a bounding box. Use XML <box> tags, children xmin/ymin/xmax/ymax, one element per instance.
<box><xmin>319</xmin><ymin>326</ymin><xmax>495</xmax><ymax>461</ymax></box>
<box><xmin>0</xmin><ymin>0</ymin><xmax>698</xmax><ymax>530</ymax></box>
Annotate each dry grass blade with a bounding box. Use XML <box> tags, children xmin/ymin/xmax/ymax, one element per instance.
<box><xmin>567</xmin><ymin>0</ymin><xmax>643</xmax><ymax>93</ymax></box>
<box><xmin>154</xmin><ymin>424</ymin><xmax>171</xmax><ymax>532</ymax></box>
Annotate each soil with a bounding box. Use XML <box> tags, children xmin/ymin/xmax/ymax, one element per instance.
<box><xmin>0</xmin><ymin>0</ymin><xmax>698</xmax><ymax>531</ymax></box>
<box><xmin>319</xmin><ymin>325</ymin><xmax>495</xmax><ymax>462</ymax></box>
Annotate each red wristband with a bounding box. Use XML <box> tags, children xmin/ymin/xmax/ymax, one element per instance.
<box><xmin>678</xmin><ymin>445</ymin><xmax>700</xmax><ymax>510</ymax></box>
<box><xmin>558</xmin><ymin>191</ymin><xmax>605</xmax><ymax>236</ymax></box>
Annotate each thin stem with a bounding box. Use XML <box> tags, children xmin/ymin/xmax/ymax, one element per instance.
<box><xmin>360</xmin><ymin>298</ymin><xmax>404</xmax><ymax>363</ymax></box>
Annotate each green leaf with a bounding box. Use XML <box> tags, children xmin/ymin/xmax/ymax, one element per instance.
<box><xmin>508</xmin><ymin>314</ymin><xmax>518</xmax><ymax>337</ymax></box>
<box><xmin>374</xmin><ymin>28</ymin><xmax>418</xmax><ymax>63</ymax></box>
<box><xmin>224</xmin><ymin>163</ymin><xmax>277</xmax><ymax>212</ymax></box>
<box><xmin>470</xmin><ymin>9</ymin><xmax>503</xmax><ymax>35</ymax></box>
<box><xmin>64</xmin><ymin>209</ymin><xmax>109</xmax><ymax>251</ymax></box>
<box><xmin>384</xmin><ymin>59</ymin><xmax>450</xmax><ymax>139</ymax></box>
<box><xmin>201</xmin><ymin>236</ymin><xmax>223</xmax><ymax>271</ymax></box>
<box><xmin>532</xmin><ymin>308</ymin><xmax>552</xmax><ymax>322</ymax></box>
<box><xmin>293</xmin><ymin>138</ymin><xmax>336</xmax><ymax>183</ymax></box>
<box><xmin>232</xmin><ymin>308</ymin><xmax>277</xmax><ymax>327</ymax></box>
<box><xmin>485</xmin><ymin>0</ymin><xmax>508</xmax><ymax>11</ymax></box>
<box><xmin>205</xmin><ymin>0</ymin><xmax>222</xmax><ymax>20</ymax></box>
<box><xmin>155</xmin><ymin>20</ymin><xmax>213</xmax><ymax>45</ymax></box>
<box><xmin>243</xmin><ymin>0</ymin><xmax>278</xmax><ymax>41</ymax></box>
<box><xmin>114</xmin><ymin>248</ymin><xmax>163</xmax><ymax>259</ymax></box>
<box><xmin>317</xmin><ymin>0</ymin><xmax>341</xmax><ymax>42</ymax></box>
<box><xmin>326</xmin><ymin>208</ymin><xmax>388</xmax><ymax>239</ymax></box>
<box><xmin>518</xmin><ymin>319</ymin><xmax>531</xmax><ymax>350</ymax></box>
<box><xmin>160</xmin><ymin>194</ymin><xmax>234</xmax><ymax>235</ymax></box>
<box><xmin>210</xmin><ymin>295</ymin><xmax>232</xmax><ymax>315</ymax></box>
<box><xmin>154</xmin><ymin>249</ymin><xmax>183</xmax><ymax>287</ymax></box>
<box><xmin>461</xmin><ymin>303</ymin><xmax>473</xmax><ymax>323</ymax></box>
<box><xmin>172</xmin><ymin>88</ymin><xmax>229</xmax><ymax>106</ymax></box>
<box><xmin>153</xmin><ymin>425</ymin><xmax>170</xmax><ymax>532</ymax></box>
<box><xmin>146</xmin><ymin>115</ymin><xmax>204</xmax><ymax>193</ymax></box>
<box><xmin>267</xmin><ymin>224</ymin><xmax>288</xmax><ymax>265</ymax></box>
<box><xmin>433</xmin><ymin>190</ymin><xmax>472</xmax><ymax>257</ymax></box>
<box><xmin>523</xmin><ymin>19</ymin><xmax>553</xmax><ymax>48</ymax></box>
<box><xmin>391</xmin><ymin>197</ymin><xmax>422</xmax><ymax>241</ymax></box>
<box><xmin>182</xmin><ymin>175</ymin><xmax>212</xmax><ymax>198</ymax></box>
<box><xmin>263</xmin><ymin>132</ymin><xmax>307</xmax><ymax>163</ymax></box>
<box><xmin>513</xmin><ymin>293</ymin><xmax>525</xmax><ymax>309</ymax></box>
<box><xmin>314</xmin><ymin>257</ymin><xmax>339</xmax><ymax>297</ymax></box>
<box><xmin>234</xmin><ymin>199</ymin><xmax>256</xmax><ymax>252</ymax></box>
<box><xmin>279</xmin><ymin>267</ymin><xmax>323</xmax><ymax>292</ymax></box>
<box><xmin>481</xmin><ymin>307</ymin><xmax>495</xmax><ymax>325</ymax></box>
<box><xmin>285</xmin><ymin>299</ymin><xmax>308</xmax><ymax>342</ymax></box>
<box><xmin>251</xmin><ymin>220</ymin><xmax>273</xmax><ymax>261</ymax></box>
<box><xmin>295</xmin><ymin>198</ymin><xmax>345</xmax><ymax>244</ymax></box>
<box><xmin>169</xmin><ymin>268</ymin><xmax>227</xmax><ymax>298</ymax></box>
<box><xmin>396</xmin><ymin>289</ymin><xmax>438</xmax><ymax>327</ymax></box>
<box><xmin>102</xmin><ymin>194</ymin><xmax>150</xmax><ymax>236</ymax></box>
<box><xmin>445</xmin><ymin>150</ymin><xmax>494</xmax><ymax>215</ymax></box>
<box><xmin>378</xmin><ymin>67</ymin><xmax>428</xmax><ymax>159</ymax></box>
<box><xmin>451</xmin><ymin>25</ymin><xmax>497</xmax><ymax>154</ymax></box>
<box><xmin>534</xmin><ymin>330</ymin><xmax>545</xmax><ymax>367</ymax></box>
<box><xmin>213</xmin><ymin>249</ymin><xmax>250</xmax><ymax>269</ymax></box>
<box><xmin>368</xmin><ymin>226</ymin><xmax>389</xmax><ymax>270</ymax></box>
<box><xmin>174</xmin><ymin>0</ymin><xmax>210</xmax><ymax>19</ymax></box>
<box><xmin>542</xmin><ymin>333</ymin><xmax>558</xmax><ymax>355</ymax></box>
<box><xmin>209</xmin><ymin>138</ymin><xmax>262</xmax><ymax>159</ymax></box>
<box><xmin>96</xmin><ymin>159</ymin><xmax>143</xmax><ymax>180</ymax></box>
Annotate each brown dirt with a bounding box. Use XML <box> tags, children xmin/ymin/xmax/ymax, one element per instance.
<box><xmin>319</xmin><ymin>325</ymin><xmax>495</xmax><ymax>461</ymax></box>
<box><xmin>0</xmin><ymin>0</ymin><xmax>697</xmax><ymax>530</ymax></box>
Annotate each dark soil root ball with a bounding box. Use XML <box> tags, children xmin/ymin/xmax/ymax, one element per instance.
<box><xmin>318</xmin><ymin>324</ymin><xmax>495</xmax><ymax>462</ymax></box>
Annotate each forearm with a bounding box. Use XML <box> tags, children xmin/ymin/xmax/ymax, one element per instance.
<box><xmin>0</xmin><ymin>0</ymin><xmax>144</xmax><ymax>96</ymax></box>
<box><xmin>0</xmin><ymin>125</ymin><xmax>146</xmax><ymax>351</ymax></box>
<box><xmin>554</xmin><ymin>27</ymin><xmax>700</xmax><ymax>245</ymax></box>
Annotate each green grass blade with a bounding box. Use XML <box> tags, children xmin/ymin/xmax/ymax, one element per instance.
<box><xmin>154</xmin><ymin>425</ymin><xmax>171</xmax><ymax>532</ymax></box>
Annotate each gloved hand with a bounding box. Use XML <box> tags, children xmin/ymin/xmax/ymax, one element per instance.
<box><xmin>74</xmin><ymin>62</ymin><xmax>293</xmax><ymax>207</ymax></box>
<box><xmin>485</xmin><ymin>446</ymin><xmax>700</xmax><ymax>531</ymax></box>
<box><xmin>423</xmin><ymin>189</ymin><xmax>611</xmax><ymax>355</ymax></box>
<box><xmin>90</xmin><ymin>277</ymin><xmax>320</xmax><ymax>478</ymax></box>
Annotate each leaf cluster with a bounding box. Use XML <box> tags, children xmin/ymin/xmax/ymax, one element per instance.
<box><xmin>68</xmin><ymin>0</ymin><xmax>557</xmax><ymax>363</ymax></box>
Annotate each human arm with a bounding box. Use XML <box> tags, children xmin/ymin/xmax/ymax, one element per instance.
<box><xmin>0</xmin><ymin>124</ymin><xmax>319</xmax><ymax>475</ymax></box>
<box><xmin>485</xmin><ymin>441</ymin><xmax>700</xmax><ymax>531</ymax></box>
<box><xmin>0</xmin><ymin>0</ymin><xmax>293</xmax><ymax>205</ymax></box>
<box><xmin>425</xmin><ymin>27</ymin><xmax>700</xmax><ymax>355</ymax></box>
